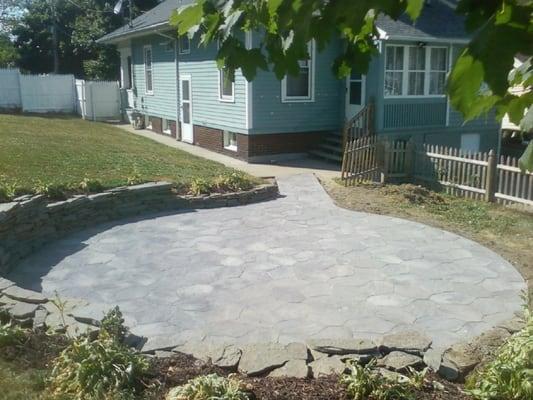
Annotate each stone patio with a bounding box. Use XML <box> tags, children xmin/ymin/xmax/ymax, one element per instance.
<box><xmin>8</xmin><ymin>174</ymin><xmax>525</xmax><ymax>352</ymax></box>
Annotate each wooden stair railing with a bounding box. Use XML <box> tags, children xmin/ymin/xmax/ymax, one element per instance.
<box><xmin>341</xmin><ymin>103</ymin><xmax>375</xmax><ymax>177</ymax></box>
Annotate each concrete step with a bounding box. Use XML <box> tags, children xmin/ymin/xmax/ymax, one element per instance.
<box><xmin>309</xmin><ymin>149</ymin><xmax>343</xmax><ymax>163</ymax></box>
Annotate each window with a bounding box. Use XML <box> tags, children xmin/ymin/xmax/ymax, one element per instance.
<box><xmin>144</xmin><ymin>46</ymin><xmax>153</xmax><ymax>94</ymax></box>
<box><xmin>179</xmin><ymin>35</ymin><xmax>190</xmax><ymax>54</ymax></box>
<box><xmin>126</xmin><ymin>56</ymin><xmax>132</xmax><ymax>89</ymax></box>
<box><xmin>162</xmin><ymin>118</ymin><xmax>172</xmax><ymax>134</ymax></box>
<box><xmin>223</xmin><ymin>131</ymin><xmax>237</xmax><ymax>151</ymax></box>
<box><xmin>461</xmin><ymin>133</ymin><xmax>480</xmax><ymax>153</ymax></box>
<box><xmin>282</xmin><ymin>42</ymin><xmax>315</xmax><ymax>102</ymax></box>
<box><xmin>385</xmin><ymin>45</ymin><xmax>448</xmax><ymax>97</ymax></box>
<box><xmin>144</xmin><ymin>115</ymin><xmax>152</xmax><ymax>130</ymax></box>
<box><xmin>164</xmin><ymin>40</ymin><xmax>174</xmax><ymax>52</ymax></box>
<box><xmin>219</xmin><ymin>68</ymin><xmax>234</xmax><ymax>102</ymax></box>
<box><xmin>349</xmin><ymin>72</ymin><xmax>363</xmax><ymax>105</ymax></box>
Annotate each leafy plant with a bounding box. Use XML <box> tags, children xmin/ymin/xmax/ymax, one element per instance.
<box><xmin>213</xmin><ymin>172</ymin><xmax>254</xmax><ymax>193</ymax></box>
<box><xmin>165</xmin><ymin>374</ymin><xmax>250</xmax><ymax>400</ymax></box>
<box><xmin>405</xmin><ymin>366</ymin><xmax>428</xmax><ymax>390</ymax></box>
<box><xmin>0</xmin><ymin>175</ymin><xmax>18</xmax><ymax>202</ymax></box>
<box><xmin>100</xmin><ymin>306</ymin><xmax>127</xmax><ymax>343</ymax></box>
<box><xmin>466</xmin><ymin>308</ymin><xmax>533</xmax><ymax>400</ymax></box>
<box><xmin>340</xmin><ymin>359</ymin><xmax>377</xmax><ymax>400</ymax></box>
<box><xmin>0</xmin><ymin>322</ymin><xmax>25</xmax><ymax>348</ymax></box>
<box><xmin>126</xmin><ymin>166</ymin><xmax>143</xmax><ymax>186</ymax></box>
<box><xmin>34</xmin><ymin>181</ymin><xmax>70</xmax><ymax>200</ymax></box>
<box><xmin>47</xmin><ymin>330</ymin><xmax>149</xmax><ymax>400</ymax></box>
<box><xmin>188</xmin><ymin>177</ymin><xmax>212</xmax><ymax>196</ymax></box>
<box><xmin>79</xmin><ymin>178</ymin><xmax>104</xmax><ymax>193</ymax></box>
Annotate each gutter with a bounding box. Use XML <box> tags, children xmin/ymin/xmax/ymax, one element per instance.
<box><xmin>385</xmin><ymin>35</ymin><xmax>470</xmax><ymax>44</ymax></box>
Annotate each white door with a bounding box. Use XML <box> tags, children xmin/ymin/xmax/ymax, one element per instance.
<box><xmin>345</xmin><ymin>72</ymin><xmax>366</xmax><ymax>120</ymax></box>
<box><xmin>180</xmin><ymin>75</ymin><xmax>193</xmax><ymax>143</ymax></box>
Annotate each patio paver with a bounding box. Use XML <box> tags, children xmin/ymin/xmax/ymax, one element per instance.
<box><xmin>8</xmin><ymin>174</ymin><xmax>525</xmax><ymax>349</ymax></box>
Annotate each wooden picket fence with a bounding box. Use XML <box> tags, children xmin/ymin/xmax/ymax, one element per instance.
<box><xmin>341</xmin><ymin>139</ymin><xmax>533</xmax><ymax>207</ymax></box>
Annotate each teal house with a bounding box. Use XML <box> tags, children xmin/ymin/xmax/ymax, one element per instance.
<box><xmin>99</xmin><ymin>0</ymin><xmax>500</xmax><ymax>162</ymax></box>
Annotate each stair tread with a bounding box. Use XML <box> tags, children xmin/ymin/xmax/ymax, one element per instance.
<box><xmin>318</xmin><ymin>143</ymin><xmax>343</xmax><ymax>154</ymax></box>
<box><xmin>309</xmin><ymin>150</ymin><xmax>343</xmax><ymax>162</ymax></box>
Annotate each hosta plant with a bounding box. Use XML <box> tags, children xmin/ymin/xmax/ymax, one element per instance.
<box><xmin>165</xmin><ymin>373</ymin><xmax>250</xmax><ymax>400</ymax></box>
<box><xmin>0</xmin><ymin>322</ymin><xmax>25</xmax><ymax>348</ymax></box>
<box><xmin>466</xmin><ymin>308</ymin><xmax>533</xmax><ymax>400</ymax></box>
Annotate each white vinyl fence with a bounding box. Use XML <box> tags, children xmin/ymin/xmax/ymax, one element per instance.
<box><xmin>0</xmin><ymin>68</ymin><xmax>121</xmax><ymax>120</ymax></box>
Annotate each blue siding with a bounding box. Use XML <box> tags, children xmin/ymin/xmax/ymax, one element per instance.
<box><xmin>383</xmin><ymin>98</ymin><xmax>447</xmax><ymax>129</ymax></box>
<box><xmin>131</xmin><ymin>34</ymin><xmax>177</xmax><ymax>121</ymax></box>
<box><xmin>178</xmin><ymin>37</ymin><xmax>248</xmax><ymax>133</ymax></box>
<box><xmin>250</xmin><ymin>38</ymin><xmax>344</xmax><ymax>134</ymax></box>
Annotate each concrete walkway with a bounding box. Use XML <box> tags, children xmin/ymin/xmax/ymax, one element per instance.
<box><xmin>118</xmin><ymin>124</ymin><xmax>341</xmax><ymax>180</ymax></box>
<box><xmin>9</xmin><ymin>174</ymin><xmax>525</xmax><ymax>350</ymax></box>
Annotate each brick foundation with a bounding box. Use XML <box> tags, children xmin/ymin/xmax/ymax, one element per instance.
<box><xmin>193</xmin><ymin>125</ymin><xmax>325</xmax><ymax>161</ymax></box>
<box><xmin>146</xmin><ymin>115</ymin><xmax>178</xmax><ymax>139</ymax></box>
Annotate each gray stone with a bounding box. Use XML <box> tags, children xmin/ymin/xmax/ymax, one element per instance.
<box><xmin>440</xmin><ymin>342</ymin><xmax>481</xmax><ymax>382</ymax></box>
<box><xmin>8</xmin><ymin>301</ymin><xmax>39</xmax><ymax>319</ymax></box>
<box><xmin>124</xmin><ymin>332</ymin><xmax>146</xmax><ymax>350</ymax></box>
<box><xmin>497</xmin><ymin>317</ymin><xmax>526</xmax><ymax>334</ymax></box>
<box><xmin>378</xmin><ymin>351</ymin><xmax>424</xmax><ymax>372</ymax></box>
<box><xmin>0</xmin><ymin>295</ymin><xmax>16</xmax><ymax>306</ymax></box>
<box><xmin>2</xmin><ymin>286</ymin><xmax>48</xmax><ymax>304</ymax></box>
<box><xmin>269</xmin><ymin>360</ymin><xmax>310</xmax><ymax>378</ymax></box>
<box><xmin>307</xmin><ymin>338</ymin><xmax>377</xmax><ymax>355</ymax></box>
<box><xmin>380</xmin><ymin>331</ymin><xmax>432</xmax><ymax>355</ymax></box>
<box><xmin>238</xmin><ymin>342</ymin><xmax>307</xmax><ymax>376</ymax></box>
<box><xmin>68</xmin><ymin>303</ymin><xmax>113</xmax><ymax>326</ymax></box>
<box><xmin>423</xmin><ymin>347</ymin><xmax>443</xmax><ymax>372</ymax></box>
<box><xmin>66</xmin><ymin>320</ymin><xmax>99</xmax><ymax>338</ymax></box>
<box><xmin>438</xmin><ymin>359</ymin><xmax>460</xmax><ymax>382</ymax></box>
<box><xmin>0</xmin><ymin>278</ymin><xmax>14</xmax><ymax>292</ymax></box>
<box><xmin>154</xmin><ymin>350</ymin><xmax>177</xmax><ymax>358</ymax></box>
<box><xmin>377</xmin><ymin>368</ymin><xmax>409</xmax><ymax>383</ymax></box>
<box><xmin>176</xmin><ymin>342</ymin><xmax>242</xmax><ymax>369</ymax></box>
<box><xmin>309</xmin><ymin>356</ymin><xmax>346</xmax><ymax>377</ymax></box>
<box><xmin>33</xmin><ymin>308</ymin><xmax>48</xmax><ymax>330</ymax></box>
<box><xmin>45</xmin><ymin>312</ymin><xmax>76</xmax><ymax>332</ymax></box>
<box><xmin>142</xmin><ymin>336</ymin><xmax>183</xmax><ymax>354</ymax></box>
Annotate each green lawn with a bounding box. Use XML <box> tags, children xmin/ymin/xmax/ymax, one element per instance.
<box><xmin>0</xmin><ymin>114</ymin><xmax>254</xmax><ymax>200</ymax></box>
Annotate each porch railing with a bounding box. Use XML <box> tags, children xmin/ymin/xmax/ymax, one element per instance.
<box><xmin>341</xmin><ymin>103</ymin><xmax>375</xmax><ymax>178</ymax></box>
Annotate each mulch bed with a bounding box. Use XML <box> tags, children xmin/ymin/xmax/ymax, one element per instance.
<box><xmin>1</xmin><ymin>332</ymin><xmax>471</xmax><ymax>400</ymax></box>
<box><xmin>147</xmin><ymin>352</ymin><xmax>471</xmax><ymax>400</ymax></box>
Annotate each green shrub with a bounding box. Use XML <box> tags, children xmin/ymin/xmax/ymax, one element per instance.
<box><xmin>0</xmin><ymin>175</ymin><xmax>19</xmax><ymax>202</ymax></box>
<box><xmin>340</xmin><ymin>359</ymin><xmax>422</xmax><ymax>400</ymax></box>
<box><xmin>188</xmin><ymin>177</ymin><xmax>213</xmax><ymax>196</ymax></box>
<box><xmin>34</xmin><ymin>181</ymin><xmax>70</xmax><ymax>200</ymax></box>
<box><xmin>213</xmin><ymin>172</ymin><xmax>254</xmax><ymax>193</ymax></box>
<box><xmin>165</xmin><ymin>374</ymin><xmax>250</xmax><ymax>400</ymax></box>
<box><xmin>46</xmin><ymin>307</ymin><xmax>149</xmax><ymax>400</ymax></box>
<box><xmin>100</xmin><ymin>306</ymin><xmax>127</xmax><ymax>343</ymax></box>
<box><xmin>466</xmin><ymin>309</ymin><xmax>533</xmax><ymax>400</ymax></box>
<box><xmin>0</xmin><ymin>322</ymin><xmax>26</xmax><ymax>348</ymax></box>
<box><xmin>79</xmin><ymin>178</ymin><xmax>104</xmax><ymax>193</ymax></box>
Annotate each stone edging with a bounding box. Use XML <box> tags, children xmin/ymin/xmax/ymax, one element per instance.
<box><xmin>0</xmin><ymin>179</ymin><xmax>526</xmax><ymax>382</ymax></box>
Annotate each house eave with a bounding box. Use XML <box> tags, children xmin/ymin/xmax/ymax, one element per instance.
<box><xmin>97</xmin><ymin>22</ymin><xmax>170</xmax><ymax>45</ymax></box>
<box><xmin>384</xmin><ymin>35</ymin><xmax>470</xmax><ymax>44</ymax></box>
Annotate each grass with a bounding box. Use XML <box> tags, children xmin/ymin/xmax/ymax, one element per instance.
<box><xmin>0</xmin><ymin>359</ymin><xmax>48</xmax><ymax>400</ymax></box>
<box><xmin>0</xmin><ymin>114</ymin><xmax>257</xmax><ymax>200</ymax></box>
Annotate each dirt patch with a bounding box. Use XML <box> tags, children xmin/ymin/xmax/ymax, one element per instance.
<box><xmin>322</xmin><ymin>179</ymin><xmax>533</xmax><ymax>306</ymax></box>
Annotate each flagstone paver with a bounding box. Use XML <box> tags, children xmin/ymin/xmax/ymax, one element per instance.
<box><xmin>8</xmin><ymin>174</ymin><xmax>525</xmax><ymax>349</ymax></box>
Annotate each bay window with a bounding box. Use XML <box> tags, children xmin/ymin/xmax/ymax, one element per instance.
<box><xmin>385</xmin><ymin>45</ymin><xmax>448</xmax><ymax>97</ymax></box>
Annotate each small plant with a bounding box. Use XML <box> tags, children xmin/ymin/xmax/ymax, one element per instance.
<box><xmin>466</xmin><ymin>308</ymin><xmax>533</xmax><ymax>400</ymax></box>
<box><xmin>34</xmin><ymin>180</ymin><xmax>70</xmax><ymax>200</ymax></box>
<box><xmin>213</xmin><ymin>172</ymin><xmax>254</xmax><ymax>193</ymax></box>
<box><xmin>46</xmin><ymin>306</ymin><xmax>149</xmax><ymax>399</ymax></box>
<box><xmin>405</xmin><ymin>366</ymin><xmax>428</xmax><ymax>390</ymax></box>
<box><xmin>0</xmin><ymin>175</ymin><xmax>19</xmax><ymax>202</ymax></box>
<box><xmin>0</xmin><ymin>322</ymin><xmax>26</xmax><ymax>348</ymax></box>
<box><xmin>100</xmin><ymin>306</ymin><xmax>127</xmax><ymax>342</ymax></box>
<box><xmin>126</xmin><ymin>166</ymin><xmax>143</xmax><ymax>186</ymax></box>
<box><xmin>340</xmin><ymin>359</ymin><xmax>418</xmax><ymax>400</ymax></box>
<box><xmin>188</xmin><ymin>177</ymin><xmax>212</xmax><ymax>195</ymax></box>
<box><xmin>165</xmin><ymin>374</ymin><xmax>250</xmax><ymax>400</ymax></box>
<box><xmin>79</xmin><ymin>177</ymin><xmax>104</xmax><ymax>193</ymax></box>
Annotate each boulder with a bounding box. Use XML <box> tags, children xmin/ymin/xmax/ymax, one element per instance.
<box><xmin>0</xmin><ymin>278</ymin><xmax>14</xmax><ymax>292</ymax></box>
<box><xmin>238</xmin><ymin>342</ymin><xmax>307</xmax><ymax>376</ymax></box>
<box><xmin>307</xmin><ymin>338</ymin><xmax>377</xmax><ymax>355</ymax></box>
<box><xmin>176</xmin><ymin>341</ymin><xmax>242</xmax><ymax>369</ymax></box>
<box><xmin>33</xmin><ymin>308</ymin><xmax>48</xmax><ymax>330</ymax></box>
<box><xmin>2</xmin><ymin>286</ymin><xmax>48</xmax><ymax>304</ymax></box>
<box><xmin>377</xmin><ymin>351</ymin><xmax>424</xmax><ymax>372</ymax></box>
<box><xmin>8</xmin><ymin>301</ymin><xmax>39</xmax><ymax>319</ymax></box>
<box><xmin>497</xmin><ymin>317</ymin><xmax>525</xmax><ymax>334</ymax></box>
<box><xmin>309</xmin><ymin>356</ymin><xmax>346</xmax><ymax>377</ymax></box>
<box><xmin>379</xmin><ymin>331</ymin><xmax>432</xmax><ymax>356</ymax></box>
<box><xmin>269</xmin><ymin>360</ymin><xmax>310</xmax><ymax>378</ymax></box>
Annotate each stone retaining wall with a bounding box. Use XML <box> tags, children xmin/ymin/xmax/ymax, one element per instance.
<box><xmin>0</xmin><ymin>181</ymin><xmax>278</xmax><ymax>275</ymax></box>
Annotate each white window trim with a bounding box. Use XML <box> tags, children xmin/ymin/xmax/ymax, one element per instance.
<box><xmin>179</xmin><ymin>35</ymin><xmax>190</xmax><ymax>55</ymax></box>
<box><xmin>384</xmin><ymin>44</ymin><xmax>448</xmax><ymax>99</ymax></box>
<box><xmin>281</xmin><ymin>41</ymin><xmax>316</xmax><ymax>103</ymax></box>
<box><xmin>223</xmin><ymin>131</ymin><xmax>238</xmax><ymax>152</ymax></box>
<box><xmin>143</xmin><ymin>45</ymin><xmax>154</xmax><ymax>95</ymax></box>
<box><xmin>218</xmin><ymin>68</ymin><xmax>235</xmax><ymax>103</ymax></box>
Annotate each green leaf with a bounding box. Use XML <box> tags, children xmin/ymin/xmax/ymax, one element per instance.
<box><xmin>169</xmin><ymin>0</ymin><xmax>206</xmax><ymax>36</ymax></box>
<box><xmin>405</xmin><ymin>0</ymin><xmax>424</xmax><ymax>20</ymax></box>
